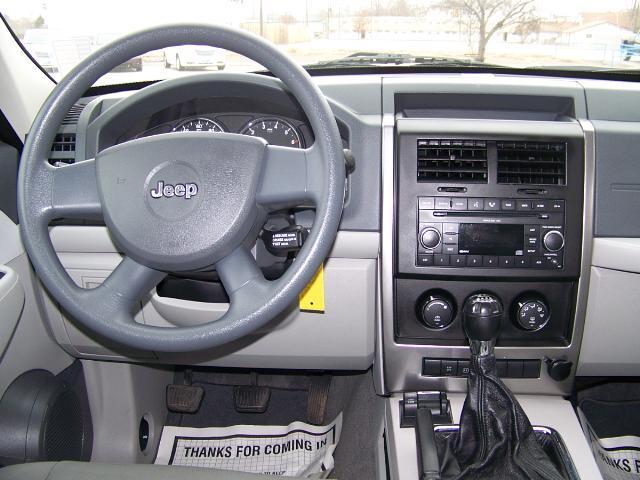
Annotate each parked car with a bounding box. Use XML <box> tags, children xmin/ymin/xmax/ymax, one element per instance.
<box><xmin>163</xmin><ymin>45</ymin><xmax>226</xmax><ymax>70</ymax></box>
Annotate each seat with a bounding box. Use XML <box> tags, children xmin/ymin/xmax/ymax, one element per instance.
<box><xmin>0</xmin><ymin>462</ymin><xmax>299</xmax><ymax>479</ymax></box>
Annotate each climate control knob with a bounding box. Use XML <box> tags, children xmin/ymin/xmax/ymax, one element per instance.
<box><xmin>419</xmin><ymin>294</ymin><xmax>454</xmax><ymax>330</ymax></box>
<box><xmin>420</xmin><ymin>227</ymin><xmax>441</xmax><ymax>250</ymax></box>
<box><xmin>543</xmin><ymin>230</ymin><xmax>565</xmax><ymax>252</ymax></box>
<box><xmin>515</xmin><ymin>298</ymin><xmax>550</xmax><ymax>331</ymax></box>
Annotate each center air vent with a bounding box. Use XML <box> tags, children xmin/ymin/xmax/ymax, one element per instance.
<box><xmin>49</xmin><ymin>133</ymin><xmax>76</xmax><ymax>166</ymax></box>
<box><xmin>417</xmin><ymin>139</ymin><xmax>488</xmax><ymax>183</ymax></box>
<box><xmin>497</xmin><ymin>141</ymin><xmax>566</xmax><ymax>185</ymax></box>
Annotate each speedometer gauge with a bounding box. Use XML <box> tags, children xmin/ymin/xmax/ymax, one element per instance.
<box><xmin>173</xmin><ymin>118</ymin><xmax>225</xmax><ymax>133</ymax></box>
<box><xmin>240</xmin><ymin>117</ymin><xmax>302</xmax><ymax>148</ymax></box>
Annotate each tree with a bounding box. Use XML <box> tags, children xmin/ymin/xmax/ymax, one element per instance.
<box><xmin>513</xmin><ymin>17</ymin><xmax>541</xmax><ymax>43</ymax></box>
<box><xmin>353</xmin><ymin>10</ymin><xmax>372</xmax><ymax>39</ymax></box>
<box><xmin>446</xmin><ymin>0</ymin><xmax>536</xmax><ymax>62</ymax></box>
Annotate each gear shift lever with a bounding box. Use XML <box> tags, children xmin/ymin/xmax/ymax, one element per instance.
<box><xmin>433</xmin><ymin>293</ymin><xmax>565</xmax><ymax>479</ymax></box>
<box><xmin>462</xmin><ymin>293</ymin><xmax>502</xmax><ymax>356</ymax></box>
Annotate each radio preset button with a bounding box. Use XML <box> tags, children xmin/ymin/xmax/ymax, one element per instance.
<box><xmin>484</xmin><ymin>199</ymin><xmax>500</xmax><ymax>211</ymax></box>
<box><xmin>435</xmin><ymin>198</ymin><xmax>451</xmax><ymax>210</ymax></box>
<box><xmin>499</xmin><ymin>256</ymin><xmax>515</xmax><ymax>268</ymax></box>
<box><xmin>434</xmin><ymin>254</ymin><xmax>450</xmax><ymax>266</ymax></box>
<box><xmin>468</xmin><ymin>198</ymin><xmax>484</xmax><ymax>210</ymax></box>
<box><xmin>467</xmin><ymin>255</ymin><xmax>482</xmax><ymax>267</ymax></box>
<box><xmin>451</xmin><ymin>255</ymin><xmax>467</xmax><ymax>266</ymax></box>
<box><xmin>501</xmin><ymin>199</ymin><xmax>516</xmax><ymax>210</ymax></box>
<box><xmin>483</xmin><ymin>256</ymin><xmax>499</xmax><ymax>267</ymax></box>
<box><xmin>515</xmin><ymin>257</ymin><xmax>530</xmax><ymax>268</ymax></box>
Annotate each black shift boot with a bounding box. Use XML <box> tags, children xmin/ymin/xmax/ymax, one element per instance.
<box><xmin>434</xmin><ymin>293</ymin><xmax>565</xmax><ymax>479</ymax></box>
<box><xmin>436</xmin><ymin>353</ymin><xmax>564</xmax><ymax>479</ymax></box>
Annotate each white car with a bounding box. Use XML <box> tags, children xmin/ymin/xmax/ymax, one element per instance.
<box><xmin>164</xmin><ymin>45</ymin><xmax>226</xmax><ymax>71</ymax></box>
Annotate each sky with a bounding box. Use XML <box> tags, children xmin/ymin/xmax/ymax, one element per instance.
<box><xmin>1</xmin><ymin>0</ymin><xmax>638</xmax><ymax>32</ymax></box>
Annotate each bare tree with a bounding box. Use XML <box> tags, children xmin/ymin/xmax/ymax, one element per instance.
<box><xmin>513</xmin><ymin>17</ymin><xmax>541</xmax><ymax>44</ymax></box>
<box><xmin>353</xmin><ymin>10</ymin><xmax>372</xmax><ymax>39</ymax></box>
<box><xmin>447</xmin><ymin>0</ymin><xmax>536</xmax><ymax>62</ymax></box>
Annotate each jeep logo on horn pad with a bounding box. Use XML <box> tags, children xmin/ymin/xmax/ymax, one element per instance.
<box><xmin>150</xmin><ymin>181</ymin><xmax>198</xmax><ymax>199</ymax></box>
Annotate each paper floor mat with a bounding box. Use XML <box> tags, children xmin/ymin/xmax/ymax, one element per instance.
<box><xmin>155</xmin><ymin>413</ymin><xmax>342</xmax><ymax>478</ymax></box>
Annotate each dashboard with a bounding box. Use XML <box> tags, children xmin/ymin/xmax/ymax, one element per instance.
<box><xmin>40</xmin><ymin>71</ymin><xmax>640</xmax><ymax>397</ymax></box>
<box><xmin>120</xmin><ymin>106</ymin><xmax>311</xmax><ymax>149</ymax></box>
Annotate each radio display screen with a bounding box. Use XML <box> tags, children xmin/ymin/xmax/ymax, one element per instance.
<box><xmin>458</xmin><ymin>224</ymin><xmax>524</xmax><ymax>256</ymax></box>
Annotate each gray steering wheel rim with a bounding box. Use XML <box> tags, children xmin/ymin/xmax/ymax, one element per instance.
<box><xmin>17</xmin><ymin>24</ymin><xmax>345</xmax><ymax>352</ymax></box>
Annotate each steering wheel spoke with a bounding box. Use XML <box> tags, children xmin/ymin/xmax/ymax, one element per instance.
<box><xmin>215</xmin><ymin>246</ymin><xmax>266</xmax><ymax>299</ymax></box>
<box><xmin>49</xmin><ymin>158</ymin><xmax>102</xmax><ymax>221</ymax></box>
<box><xmin>257</xmin><ymin>143</ymin><xmax>324</xmax><ymax>211</ymax></box>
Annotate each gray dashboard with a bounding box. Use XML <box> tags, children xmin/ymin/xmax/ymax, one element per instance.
<box><xmin>44</xmin><ymin>71</ymin><xmax>640</xmax><ymax>388</ymax></box>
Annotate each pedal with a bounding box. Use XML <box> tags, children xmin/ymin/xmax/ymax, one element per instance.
<box><xmin>166</xmin><ymin>384</ymin><xmax>204</xmax><ymax>413</ymax></box>
<box><xmin>307</xmin><ymin>375</ymin><xmax>331</xmax><ymax>425</ymax></box>
<box><xmin>233</xmin><ymin>385</ymin><xmax>271</xmax><ymax>413</ymax></box>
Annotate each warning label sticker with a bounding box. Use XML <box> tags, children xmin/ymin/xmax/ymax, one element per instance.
<box><xmin>155</xmin><ymin>414</ymin><xmax>342</xmax><ymax>477</ymax></box>
<box><xmin>579</xmin><ymin>408</ymin><xmax>640</xmax><ymax>480</ymax></box>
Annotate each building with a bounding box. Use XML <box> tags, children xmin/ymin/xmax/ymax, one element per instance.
<box><xmin>560</xmin><ymin>21</ymin><xmax>634</xmax><ymax>48</ymax></box>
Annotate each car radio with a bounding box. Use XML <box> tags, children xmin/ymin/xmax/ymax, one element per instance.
<box><xmin>416</xmin><ymin>196</ymin><xmax>565</xmax><ymax>269</ymax></box>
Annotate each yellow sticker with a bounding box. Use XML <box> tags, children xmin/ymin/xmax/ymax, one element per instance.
<box><xmin>299</xmin><ymin>264</ymin><xmax>325</xmax><ymax>313</ymax></box>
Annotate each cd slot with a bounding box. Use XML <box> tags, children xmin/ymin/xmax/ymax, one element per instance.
<box><xmin>432</xmin><ymin>211</ymin><xmax>540</xmax><ymax>218</ymax></box>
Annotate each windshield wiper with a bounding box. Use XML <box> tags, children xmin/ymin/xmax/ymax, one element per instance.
<box><xmin>303</xmin><ymin>53</ymin><xmax>502</xmax><ymax>69</ymax></box>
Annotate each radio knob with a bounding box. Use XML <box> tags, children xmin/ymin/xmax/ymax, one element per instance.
<box><xmin>420</xmin><ymin>227</ymin><xmax>441</xmax><ymax>250</ymax></box>
<box><xmin>543</xmin><ymin>230</ymin><xmax>565</xmax><ymax>252</ymax></box>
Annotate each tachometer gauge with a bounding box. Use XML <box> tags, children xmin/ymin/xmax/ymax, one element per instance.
<box><xmin>240</xmin><ymin>117</ymin><xmax>302</xmax><ymax>148</ymax></box>
<box><xmin>173</xmin><ymin>118</ymin><xmax>225</xmax><ymax>133</ymax></box>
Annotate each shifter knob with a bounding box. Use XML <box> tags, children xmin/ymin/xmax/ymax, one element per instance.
<box><xmin>463</xmin><ymin>294</ymin><xmax>503</xmax><ymax>342</ymax></box>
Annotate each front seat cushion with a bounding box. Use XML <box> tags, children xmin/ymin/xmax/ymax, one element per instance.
<box><xmin>0</xmin><ymin>462</ymin><xmax>295</xmax><ymax>479</ymax></box>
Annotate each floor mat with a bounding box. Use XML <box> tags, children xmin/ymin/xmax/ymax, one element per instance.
<box><xmin>578</xmin><ymin>383</ymin><xmax>640</xmax><ymax>480</ymax></box>
<box><xmin>155</xmin><ymin>415</ymin><xmax>342</xmax><ymax>478</ymax></box>
<box><xmin>164</xmin><ymin>369</ymin><xmax>380</xmax><ymax>480</ymax></box>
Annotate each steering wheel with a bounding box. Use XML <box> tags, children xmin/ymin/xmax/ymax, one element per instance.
<box><xmin>17</xmin><ymin>25</ymin><xmax>345</xmax><ymax>352</ymax></box>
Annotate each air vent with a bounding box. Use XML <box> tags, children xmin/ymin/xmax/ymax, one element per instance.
<box><xmin>49</xmin><ymin>133</ymin><xmax>76</xmax><ymax>166</ymax></box>
<box><xmin>497</xmin><ymin>141</ymin><xmax>566</xmax><ymax>185</ymax></box>
<box><xmin>61</xmin><ymin>102</ymin><xmax>87</xmax><ymax>125</ymax></box>
<box><xmin>417</xmin><ymin>139</ymin><xmax>488</xmax><ymax>183</ymax></box>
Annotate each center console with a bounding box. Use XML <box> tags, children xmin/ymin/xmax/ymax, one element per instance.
<box><xmin>379</xmin><ymin>83</ymin><xmax>594</xmax><ymax>397</ymax></box>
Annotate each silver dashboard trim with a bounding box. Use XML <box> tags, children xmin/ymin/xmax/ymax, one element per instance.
<box><xmin>378</xmin><ymin>113</ymin><xmax>596</xmax><ymax>395</ymax></box>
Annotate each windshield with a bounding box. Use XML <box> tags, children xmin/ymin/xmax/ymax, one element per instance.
<box><xmin>2</xmin><ymin>0</ymin><xmax>639</xmax><ymax>85</ymax></box>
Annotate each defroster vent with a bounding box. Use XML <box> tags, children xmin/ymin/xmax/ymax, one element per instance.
<box><xmin>417</xmin><ymin>139</ymin><xmax>488</xmax><ymax>183</ymax></box>
<box><xmin>497</xmin><ymin>141</ymin><xmax>566</xmax><ymax>185</ymax></box>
